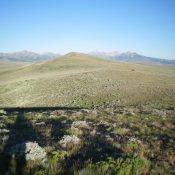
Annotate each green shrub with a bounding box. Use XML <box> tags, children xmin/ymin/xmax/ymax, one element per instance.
<box><xmin>33</xmin><ymin>170</ymin><xmax>47</xmax><ymax>175</ymax></box>
<box><xmin>112</xmin><ymin>127</ymin><xmax>130</xmax><ymax>135</ymax></box>
<box><xmin>81</xmin><ymin>156</ymin><xmax>150</xmax><ymax>175</ymax></box>
<box><xmin>65</xmin><ymin>128</ymin><xmax>82</xmax><ymax>136</ymax></box>
<box><xmin>48</xmin><ymin>150</ymin><xmax>67</xmax><ymax>175</ymax></box>
<box><xmin>74</xmin><ymin>167</ymin><xmax>98</xmax><ymax>175</ymax></box>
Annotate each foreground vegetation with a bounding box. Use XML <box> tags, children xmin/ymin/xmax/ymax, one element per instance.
<box><xmin>0</xmin><ymin>106</ymin><xmax>174</xmax><ymax>174</ymax></box>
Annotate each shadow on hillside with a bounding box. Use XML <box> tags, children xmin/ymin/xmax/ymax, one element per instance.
<box><xmin>60</xmin><ymin>124</ymin><xmax>124</xmax><ymax>174</ymax></box>
<box><xmin>0</xmin><ymin>106</ymin><xmax>82</xmax><ymax>175</ymax></box>
<box><xmin>0</xmin><ymin>110</ymin><xmax>48</xmax><ymax>174</ymax></box>
<box><xmin>0</xmin><ymin>106</ymin><xmax>124</xmax><ymax>175</ymax></box>
<box><xmin>2</xmin><ymin>106</ymin><xmax>83</xmax><ymax>113</ymax></box>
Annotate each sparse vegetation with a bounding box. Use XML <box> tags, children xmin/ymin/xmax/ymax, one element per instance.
<box><xmin>0</xmin><ymin>53</ymin><xmax>175</xmax><ymax>174</ymax></box>
<box><xmin>0</xmin><ymin>53</ymin><xmax>175</xmax><ymax>108</ymax></box>
<box><xmin>0</xmin><ymin>107</ymin><xmax>174</xmax><ymax>174</ymax></box>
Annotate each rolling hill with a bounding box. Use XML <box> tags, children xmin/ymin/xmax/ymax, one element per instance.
<box><xmin>0</xmin><ymin>52</ymin><xmax>175</xmax><ymax>108</ymax></box>
<box><xmin>0</xmin><ymin>52</ymin><xmax>175</xmax><ymax>175</ymax></box>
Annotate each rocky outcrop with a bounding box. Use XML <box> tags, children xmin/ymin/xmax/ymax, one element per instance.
<box><xmin>8</xmin><ymin>142</ymin><xmax>47</xmax><ymax>163</ymax></box>
<box><xmin>59</xmin><ymin>135</ymin><xmax>81</xmax><ymax>150</ymax></box>
<box><xmin>0</xmin><ymin>109</ymin><xmax>7</xmax><ymax>116</ymax></box>
<box><xmin>71</xmin><ymin>121</ymin><xmax>90</xmax><ymax>130</ymax></box>
<box><xmin>35</xmin><ymin>121</ymin><xmax>45</xmax><ymax>126</ymax></box>
<box><xmin>0</xmin><ymin>129</ymin><xmax>10</xmax><ymax>134</ymax></box>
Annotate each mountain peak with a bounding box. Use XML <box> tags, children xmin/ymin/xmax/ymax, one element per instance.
<box><xmin>89</xmin><ymin>51</ymin><xmax>175</xmax><ymax>65</ymax></box>
<box><xmin>0</xmin><ymin>51</ymin><xmax>60</xmax><ymax>63</ymax></box>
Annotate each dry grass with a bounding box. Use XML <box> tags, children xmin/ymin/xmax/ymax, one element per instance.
<box><xmin>0</xmin><ymin>52</ymin><xmax>175</xmax><ymax>108</ymax></box>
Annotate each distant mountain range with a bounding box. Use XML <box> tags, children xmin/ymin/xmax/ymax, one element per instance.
<box><xmin>0</xmin><ymin>50</ymin><xmax>175</xmax><ymax>65</ymax></box>
<box><xmin>89</xmin><ymin>51</ymin><xmax>175</xmax><ymax>65</ymax></box>
<box><xmin>0</xmin><ymin>50</ymin><xmax>61</xmax><ymax>63</ymax></box>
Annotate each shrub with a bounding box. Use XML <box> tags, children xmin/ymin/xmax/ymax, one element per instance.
<box><xmin>48</xmin><ymin>150</ymin><xmax>67</xmax><ymax>175</ymax></box>
<box><xmin>33</xmin><ymin>170</ymin><xmax>47</xmax><ymax>175</ymax></box>
<box><xmin>79</xmin><ymin>156</ymin><xmax>151</xmax><ymax>175</ymax></box>
<box><xmin>74</xmin><ymin>167</ymin><xmax>98</xmax><ymax>175</ymax></box>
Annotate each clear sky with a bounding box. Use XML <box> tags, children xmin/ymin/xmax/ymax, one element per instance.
<box><xmin>0</xmin><ymin>0</ymin><xmax>175</xmax><ymax>59</ymax></box>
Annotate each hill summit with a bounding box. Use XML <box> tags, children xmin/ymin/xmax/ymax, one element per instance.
<box><xmin>0</xmin><ymin>52</ymin><xmax>175</xmax><ymax>108</ymax></box>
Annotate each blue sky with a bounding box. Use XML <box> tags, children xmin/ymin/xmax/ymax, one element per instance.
<box><xmin>0</xmin><ymin>0</ymin><xmax>175</xmax><ymax>59</ymax></box>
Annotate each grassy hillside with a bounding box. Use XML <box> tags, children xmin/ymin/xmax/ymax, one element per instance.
<box><xmin>0</xmin><ymin>53</ymin><xmax>175</xmax><ymax>174</ymax></box>
<box><xmin>0</xmin><ymin>52</ymin><xmax>175</xmax><ymax>108</ymax></box>
<box><xmin>0</xmin><ymin>62</ymin><xmax>29</xmax><ymax>74</ymax></box>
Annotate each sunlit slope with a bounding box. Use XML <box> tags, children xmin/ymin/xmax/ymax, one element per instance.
<box><xmin>0</xmin><ymin>53</ymin><xmax>109</xmax><ymax>83</ymax></box>
<box><xmin>0</xmin><ymin>52</ymin><xmax>175</xmax><ymax>108</ymax></box>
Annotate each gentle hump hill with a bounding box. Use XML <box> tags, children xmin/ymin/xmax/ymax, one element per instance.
<box><xmin>0</xmin><ymin>52</ymin><xmax>175</xmax><ymax>108</ymax></box>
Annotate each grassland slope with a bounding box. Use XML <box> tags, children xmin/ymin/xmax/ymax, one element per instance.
<box><xmin>0</xmin><ymin>52</ymin><xmax>175</xmax><ymax>108</ymax></box>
